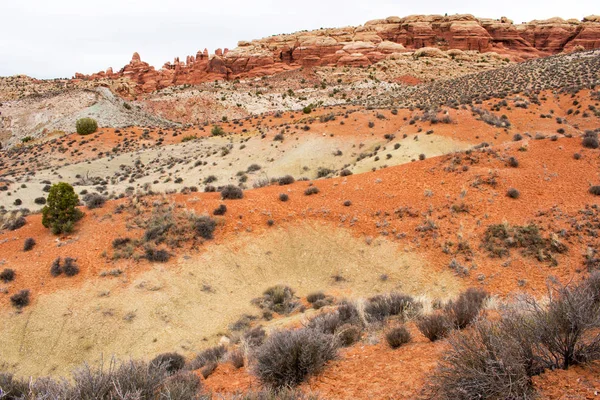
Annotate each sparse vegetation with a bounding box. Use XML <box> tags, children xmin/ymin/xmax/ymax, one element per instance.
<box><xmin>254</xmin><ymin>328</ymin><xmax>338</xmax><ymax>389</ymax></box>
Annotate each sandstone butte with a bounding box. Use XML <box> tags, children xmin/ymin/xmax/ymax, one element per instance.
<box><xmin>74</xmin><ymin>14</ymin><xmax>600</xmax><ymax>94</ymax></box>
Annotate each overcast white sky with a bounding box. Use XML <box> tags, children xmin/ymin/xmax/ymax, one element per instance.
<box><xmin>1</xmin><ymin>0</ymin><xmax>597</xmax><ymax>79</ymax></box>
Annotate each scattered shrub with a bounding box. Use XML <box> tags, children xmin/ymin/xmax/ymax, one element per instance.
<box><xmin>213</xmin><ymin>204</ymin><xmax>227</xmax><ymax>216</ymax></box>
<box><xmin>417</xmin><ymin>313</ymin><xmax>452</xmax><ymax>341</ymax></box>
<box><xmin>582</xmin><ymin>132</ymin><xmax>599</xmax><ymax>149</ymax></box>
<box><xmin>221</xmin><ymin>185</ymin><xmax>244</xmax><ymax>200</ymax></box>
<box><xmin>145</xmin><ymin>248</ymin><xmax>170</xmax><ymax>262</ymax></box>
<box><xmin>83</xmin><ymin>193</ymin><xmax>106</xmax><ymax>209</ymax></box>
<box><xmin>589</xmin><ymin>186</ymin><xmax>600</xmax><ymax>196</ymax></box>
<box><xmin>187</xmin><ymin>345</ymin><xmax>226</xmax><ymax>371</ymax></box>
<box><xmin>278</xmin><ymin>175</ymin><xmax>295</xmax><ymax>185</ymax></box>
<box><xmin>3</xmin><ymin>215</ymin><xmax>26</xmax><ymax>231</ymax></box>
<box><xmin>229</xmin><ymin>349</ymin><xmax>245</xmax><ymax>369</ymax></box>
<box><xmin>304</xmin><ymin>186</ymin><xmax>319</xmax><ymax>196</ymax></box>
<box><xmin>243</xmin><ymin>327</ymin><xmax>267</xmax><ymax>348</ymax></box>
<box><xmin>151</xmin><ymin>352</ymin><xmax>186</xmax><ymax>374</ymax></box>
<box><xmin>252</xmin><ymin>285</ymin><xmax>299</xmax><ymax>315</ymax></box>
<box><xmin>76</xmin><ymin>118</ymin><xmax>98</xmax><ymax>135</ymax></box>
<box><xmin>254</xmin><ymin>328</ymin><xmax>338</xmax><ymax>389</ymax></box>
<box><xmin>63</xmin><ymin>257</ymin><xmax>80</xmax><ymax>276</ymax></box>
<box><xmin>279</xmin><ymin>193</ymin><xmax>289</xmax><ymax>202</ymax></box>
<box><xmin>444</xmin><ymin>288</ymin><xmax>488</xmax><ymax>329</ymax></box>
<box><xmin>34</xmin><ymin>197</ymin><xmax>46</xmax><ymax>205</ymax></box>
<box><xmin>507</xmin><ymin>157</ymin><xmax>519</xmax><ymax>168</ymax></box>
<box><xmin>429</xmin><ymin>320</ymin><xmax>533</xmax><ymax>400</ymax></box>
<box><xmin>364</xmin><ymin>293</ymin><xmax>418</xmax><ymax>323</ymax></box>
<box><xmin>507</xmin><ymin>188</ymin><xmax>520</xmax><ymax>199</ymax></box>
<box><xmin>10</xmin><ymin>289</ymin><xmax>30</xmax><ymax>308</ymax></box>
<box><xmin>385</xmin><ymin>326</ymin><xmax>411</xmax><ymax>349</ymax></box>
<box><xmin>23</xmin><ymin>237</ymin><xmax>36</xmax><ymax>251</ymax></box>
<box><xmin>306</xmin><ymin>291</ymin><xmax>326</xmax><ymax>304</ymax></box>
<box><xmin>0</xmin><ymin>268</ymin><xmax>15</xmax><ymax>283</ymax></box>
<box><xmin>194</xmin><ymin>216</ymin><xmax>216</xmax><ymax>240</ymax></box>
<box><xmin>112</xmin><ymin>237</ymin><xmax>131</xmax><ymax>248</ymax></box>
<box><xmin>211</xmin><ymin>125</ymin><xmax>225</xmax><ymax>136</ymax></box>
<box><xmin>50</xmin><ymin>257</ymin><xmax>62</xmax><ymax>277</ymax></box>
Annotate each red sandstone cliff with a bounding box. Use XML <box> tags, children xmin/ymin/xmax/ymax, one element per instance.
<box><xmin>74</xmin><ymin>14</ymin><xmax>600</xmax><ymax>95</ymax></box>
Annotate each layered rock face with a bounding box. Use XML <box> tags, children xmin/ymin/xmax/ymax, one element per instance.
<box><xmin>74</xmin><ymin>14</ymin><xmax>600</xmax><ymax>94</ymax></box>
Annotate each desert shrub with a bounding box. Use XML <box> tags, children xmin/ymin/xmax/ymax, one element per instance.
<box><xmin>229</xmin><ymin>349</ymin><xmax>245</xmax><ymax>369</ymax></box>
<box><xmin>247</xmin><ymin>164</ymin><xmax>262</xmax><ymax>172</ymax></box>
<box><xmin>2</xmin><ymin>215</ymin><xmax>26</xmax><ymax>231</ymax></box>
<box><xmin>339</xmin><ymin>169</ymin><xmax>352</xmax><ymax>177</ymax></box>
<box><xmin>194</xmin><ymin>215</ymin><xmax>216</xmax><ymax>240</ymax></box>
<box><xmin>151</xmin><ymin>352</ymin><xmax>186</xmax><ymax>374</ymax></box>
<box><xmin>34</xmin><ymin>196</ymin><xmax>46</xmax><ymax>205</ymax></box>
<box><xmin>444</xmin><ymin>288</ymin><xmax>488</xmax><ymax>329</ymax></box>
<box><xmin>42</xmin><ymin>182</ymin><xmax>83</xmax><ymax>234</ymax></box>
<box><xmin>10</xmin><ymin>289</ymin><xmax>30</xmax><ymax>308</ymax></box>
<box><xmin>160</xmin><ymin>371</ymin><xmax>204</xmax><ymax>399</ymax></box>
<box><xmin>306</xmin><ymin>291</ymin><xmax>326</xmax><ymax>304</ymax></box>
<box><xmin>145</xmin><ymin>247</ymin><xmax>170</xmax><ymax>262</ymax></box>
<box><xmin>302</xmin><ymin>106</ymin><xmax>312</xmax><ymax>114</ymax></box>
<box><xmin>0</xmin><ymin>268</ymin><xmax>15</xmax><ymax>282</ymax></box>
<box><xmin>76</xmin><ymin>118</ymin><xmax>98</xmax><ymax>135</ymax></box>
<box><xmin>70</xmin><ymin>359</ymin><xmax>164</xmax><ymax>399</ymax></box>
<box><xmin>364</xmin><ymin>293</ymin><xmax>419</xmax><ymax>323</ymax></box>
<box><xmin>385</xmin><ymin>326</ymin><xmax>411</xmax><ymax>349</ymax></box>
<box><xmin>221</xmin><ymin>185</ymin><xmax>244</xmax><ymax>200</ymax></box>
<box><xmin>253</xmin><ymin>285</ymin><xmax>299</xmax><ymax>315</ymax></box>
<box><xmin>273</xmin><ymin>133</ymin><xmax>284</xmax><ymax>141</ymax></box>
<box><xmin>429</xmin><ymin>321</ymin><xmax>534</xmax><ymax>400</ymax></box>
<box><xmin>200</xmin><ymin>362</ymin><xmax>217</xmax><ymax>379</ymax></box>
<box><xmin>304</xmin><ymin>186</ymin><xmax>319</xmax><ymax>196</ymax></box>
<box><xmin>211</xmin><ymin>125</ymin><xmax>225</xmax><ymax>136</ymax></box>
<box><xmin>481</xmin><ymin>223</ymin><xmax>566</xmax><ymax>262</ymax></box>
<box><xmin>254</xmin><ymin>328</ymin><xmax>337</xmax><ymax>389</ymax></box>
<box><xmin>231</xmin><ymin>389</ymin><xmax>318</xmax><ymax>399</ymax></box>
<box><xmin>507</xmin><ymin>157</ymin><xmax>519</xmax><ymax>168</ymax></box>
<box><xmin>513</xmin><ymin>133</ymin><xmax>523</xmax><ymax>141</ymax></box>
<box><xmin>187</xmin><ymin>345</ymin><xmax>226</xmax><ymax>371</ymax></box>
<box><xmin>589</xmin><ymin>186</ymin><xmax>600</xmax><ymax>196</ymax></box>
<box><xmin>417</xmin><ymin>313</ymin><xmax>452</xmax><ymax>341</ymax></box>
<box><xmin>83</xmin><ymin>192</ymin><xmax>106</xmax><ymax>209</ymax></box>
<box><xmin>23</xmin><ymin>237</ymin><xmax>36</xmax><ymax>251</ymax></box>
<box><xmin>50</xmin><ymin>257</ymin><xmax>62</xmax><ymax>276</ymax></box>
<box><xmin>0</xmin><ymin>373</ymin><xmax>29</xmax><ymax>399</ymax></box>
<box><xmin>335</xmin><ymin>324</ymin><xmax>362</xmax><ymax>347</ymax></box>
<box><xmin>316</xmin><ymin>167</ymin><xmax>334</xmax><ymax>178</ymax></box>
<box><xmin>243</xmin><ymin>326</ymin><xmax>267</xmax><ymax>348</ymax></box>
<box><xmin>527</xmin><ymin>277</ymin><xmax>600</xmax><ymax>369</ymax></box>
<box><xmin>63</xmin><ymin>257</ymin><xmax>80</xmax><ymax>276</ymax></box>
<box><xmin>203</xmin><ymin>175</ymin><xmax>218</xmax><ymax>184</ymax></box>
<box><xmin>213</xmin><ymin>204</ymin><xmax>227</xmax><ymax>216</ymax></box>
<box><xmin>112</xmin><ymin>237</ymin><xmax>131</xmax><ymax>248</ymax></box>
<box><xmin>582</xmin><ymin>131</ymin><xmax>599</xmax><ymax>149</ymax></box>
<box><xmin>279</xmin><ymin>193</ymin><xmax>289</xmax><ymax>202</ymax></box>
<box><xmin>278</xmin><ymin>175</ymin><xmax>295</xmax><ymax>185</ymax></box>
<box><xmin>507</xmin><ymin>188</ymin><xmax>520</xmax><ymax>199</ymax></box>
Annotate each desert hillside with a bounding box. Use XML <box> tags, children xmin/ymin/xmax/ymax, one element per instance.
<box><xmin>1</xmin><ymin>12</ymin><xmax>600</xmax><ymax>400</ymax></box>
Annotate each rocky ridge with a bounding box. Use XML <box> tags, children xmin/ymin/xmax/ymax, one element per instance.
<box><xmin>74</xmin><ymin>14</ymin><xmax>600</xmax><ymax>94</ymax></box>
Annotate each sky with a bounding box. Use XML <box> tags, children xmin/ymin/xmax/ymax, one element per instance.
<box><xmin>1</xmin><ymin>0</ymin><xmax>597</xmax><ymax>79</ymax></box>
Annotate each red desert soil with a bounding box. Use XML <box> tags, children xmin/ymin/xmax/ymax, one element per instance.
<box><xmin>1</xmin><ymin>134</ymin><xmax>598</xmax><ymax>308</ymax></box>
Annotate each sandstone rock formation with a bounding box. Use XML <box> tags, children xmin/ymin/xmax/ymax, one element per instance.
<box><xmin>74</xmin><ymin>14</ymin><xmax>600</xmax><ymax>95</ymax></box>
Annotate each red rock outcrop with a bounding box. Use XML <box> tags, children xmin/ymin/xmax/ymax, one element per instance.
<box><xmin>74</xmin><ymin>14</ymin><xmax>600</xmax><ymax>95</ymax></box>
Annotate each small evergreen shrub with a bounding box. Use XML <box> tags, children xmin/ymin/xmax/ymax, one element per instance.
<box><xmin>76</xmin><ymin>118</ymin><xmax>98</xmax><ymax>135</ymax></box>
